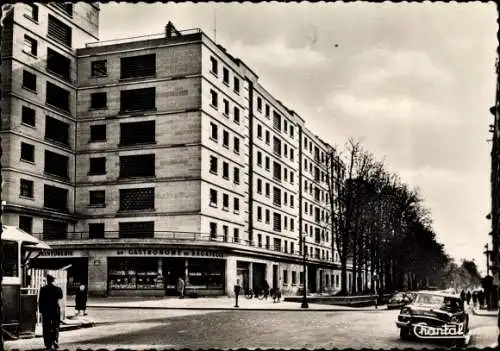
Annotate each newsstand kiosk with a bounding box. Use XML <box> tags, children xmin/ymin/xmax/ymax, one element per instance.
<box><xmin>1</xmin><ymin>225</ymin><xmax>51</xmax><ymax>339</ymax></box>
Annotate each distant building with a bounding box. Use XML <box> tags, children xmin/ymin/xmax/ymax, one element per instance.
<box><xmin>1</xmin><ymin>4</ymin><xmax>355</xmax><ymax>297</ymax></box>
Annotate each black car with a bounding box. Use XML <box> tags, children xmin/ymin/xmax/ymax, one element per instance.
<box><xmin>395</xmin><ymin>291</ymin><xmax>470</xmax><ymax>345</ymax></box>
<box><xmin>387</xmin><ymin>292</ymin><xmax>414</xmax><ymax>309</ymax></box>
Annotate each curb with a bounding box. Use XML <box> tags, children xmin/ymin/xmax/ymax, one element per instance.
<box><xmin>472</xmin><ymin>308</ymin><xmax>497</xmax><ymax>317</ymax></box>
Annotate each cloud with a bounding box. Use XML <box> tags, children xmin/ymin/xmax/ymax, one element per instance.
<box><xmin>229</xmin><ymin>39</ymin><xmax>327</xmax><ymax>68</ymax></box>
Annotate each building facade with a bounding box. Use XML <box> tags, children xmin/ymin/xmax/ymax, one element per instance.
<box><xmin>1</xmin><ymin>4</ymin><xmax>357</xmax><ymax>297</ymax></box>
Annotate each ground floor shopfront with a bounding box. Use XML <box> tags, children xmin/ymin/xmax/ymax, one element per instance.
<box><xmin>31</xmin><ymin>244</ymin><xmax>344</xmax><ymax>297</ymax></box>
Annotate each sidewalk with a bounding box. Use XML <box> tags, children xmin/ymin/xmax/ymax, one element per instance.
<box><xmin>66</xmin><ymin>296</ymin><xmax>388</xmax><ymax>311</ymax></box>
<box><xmin>472</xmin><ymin>307</ymin><xmax>498</xmax><ymax>317</ymax></box>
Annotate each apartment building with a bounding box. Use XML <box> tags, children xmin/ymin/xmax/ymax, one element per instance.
<box><xmin>1</xmin><ymin>3</ymin><xmax>349</xmax><ymax>297</ymax></box>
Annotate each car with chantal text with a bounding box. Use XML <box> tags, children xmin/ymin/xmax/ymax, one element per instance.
<box><xmin>395</xmin><ymin>291</ymin><xmax>470</xmax><ymax>346</ymax></box>
<box><xmin>387</xmin><ymin>291</ymin><xmax>415</xmax><ymax>309</ymax></box>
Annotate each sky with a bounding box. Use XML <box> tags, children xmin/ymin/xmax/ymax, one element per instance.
<box><xmin>98</xmin><ymin>2</ymin><xmax>498</xmax><ymax>274</ymax></box>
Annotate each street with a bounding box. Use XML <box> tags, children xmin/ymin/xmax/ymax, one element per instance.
<box><xmin>6</xmin><ymin>307</ymin><xmax>498</xmax><ymax>350</ymax></box>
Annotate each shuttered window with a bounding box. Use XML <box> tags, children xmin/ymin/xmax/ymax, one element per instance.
<box><xmin>120</xmin><ymin>87</ymin><xmax>155</xmax><ymax>112</ymax></box>
<box><xmin>53</xmin><ymin>3</ymin><xmax>73</xmax><ymax>17</ymax></box>
<box><xmin>119</xmin><ymin>188</ymin><xmax>155</xmax><ymax>211</ymax></box>
<box><xmin>120</xmin><ymin>120</ymin><xmax>155</xmax><ymax>145</ymax></box>
<box><xmin>273</xmin><ymin>213</ymin><xmax>282</xmax><ymax>232</ymax></box>
<box><xmin>273</xmin><ymin>187</ymin><xmax>281</xmax><ymax>207</ymax></box>
<box><xmin>120</xmin><ymin>54</ymin><xmax>156</xmax><ymax>79</ymax></box>
<box><xmin>119</xmin><ymin>221</ymin><xmax>154</xmax><ymax>238</ymax></box>
<box><xmin>120</xmin><ymin>154</ymin><xmax>155</xmax><ymax>178</ymax></box>
<box><xmin>48</xmin><ymin>15</ymin><xmax>72</xmax><ymax>47</ymax></box>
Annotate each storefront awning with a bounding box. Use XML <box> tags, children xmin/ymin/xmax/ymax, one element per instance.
<box><xmin>2</xmin><ymin>226</ymin><xmax>51</xmax><ymax>250</ymax></box>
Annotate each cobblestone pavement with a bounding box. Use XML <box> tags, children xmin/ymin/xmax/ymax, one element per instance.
<box><xmin>6</xmin><ymin>307</ymin><xmax>498</xmax><ymax>350</ymax></box>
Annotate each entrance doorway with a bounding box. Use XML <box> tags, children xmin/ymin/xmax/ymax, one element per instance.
<box><xmin>308</xmin><ymin>265</ymin><xmax>317</xmax><ymax>293</ymax></box>
<box><xmin>163</xmin><ymin>258</ymin><xmax>185</xmax><ymax>296</ymax></box>
<box><xmin>272</xmin><ymin>265</ymin><xmax>278</xmax><ymax>289</ymax></box>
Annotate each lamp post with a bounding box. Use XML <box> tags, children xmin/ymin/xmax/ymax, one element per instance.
<box><xmin>484</xmin><ymin>243</ymin><xmax>491</xmax><ymax>276</ymax></box>
<box><xmin>301</xmin><ymin>234</ymin><xmax>308</xmax><ymax>309</ymax></box>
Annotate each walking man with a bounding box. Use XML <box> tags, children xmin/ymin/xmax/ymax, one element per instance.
<box><xmin>177</xmin><ymin>277</ymin><xmax>185</xmax><ymax>299</ymax></box>
<box><xmin>234</xmin><ymin>279</ymin><xmax>241</xmax><ymax>308</ymax></box>
<box><xmin>39</xmin><ymin>274</ymin><xmax>63</xmax><ymax>350</ymax></box>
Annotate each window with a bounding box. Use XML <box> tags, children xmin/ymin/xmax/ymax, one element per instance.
<box><xmin>284</xmin><ymin>120</ymin><xmax>288</xmax><ymax>133</ymax></box>
<box><xmin>120</xmin><ymin>87</ymin><xmax>155</xmax><ymax>112</ymax></box>
<box><xmin>42</xmin><ymin>219</ymin><xmax>67</xmax><ymax>240</ymax></box>
<box><xmin>223</xmin><ymin>225</ymin><xmax>228</xmax><ymax>241</ymax></box>
<box><xmin>45</xmin><ymin>116</ymin><xmax>69</xmax><ymax>146</ymax></box>
<box><xmin>223</xmin><ymin>130</ymin><xmax>229</xmax><ymax>148</ymax></box>
<box><xmin>273</xmin><ymin>187</ymin><xmax>281</xmax><ymax>206</ymax></box>
<box><xmin>273</xmin><ymin>213</ymin><xmax>282</xmax><ymax>232</ymax></box>
<box><xmin>210</xmin><ymin>123</ymin><xmax>218</xmax><ymax>140</ymax></box>
<box><xmin>234</xmin><ymin>137</ymin><xmax>240</xmax><ymax>154</ymax></box>
<box><xmin>120</xmin><ymin>154</ymin><xmax>155</xmax><ymax>178</ymax></box>
<box><xmin>223</xmin><ymin>162</ymin><xmax>229</xmax><ymax>179</ymax></box>
<box><xmin>119</xmin><ymin>188</ymin><xmax>155</xmax><ymax>211</ymax></box>
<box><xmin>47</xmin><ymin>48</ymin><xmax>70</xmax><ymax>80</ymax></box>
<box><xmin>234</xmin><ymin>107</ymin><xmax>240</xmax><ymax>124</ymax></box>
<box><xmin>257</xmin><ymin>206</ymin><xmax>262</xmax><ymax>221</ymax></box>
<box><xmin>273</xmin><ymin>162</ymin><xmax>281</xmax><ymax>181</ymax></box>
<box><xmin>283</xmin><ymin>269</ymin><xmax>288</xmax><ymax>284</ymax></box>
<box><xmin>265</xmin><ymin>209</ymin><xmax>270</xmax><ymax>224</ymax></box>
<box><xmin>257</xmin><ymin>234</ymin><xmax>262</xmax><ymax>247</ymax></box>
<box><xmin>20</xmin><ymin>179</ymin><xmax>34</xmax><ymax>198</ymax></box>
<box><xmin>234</xmin><ymin>198</ymin><xmax>240</xmax><ymax>213</ymax></box>
<box><xmin>223</xmin><ymin>67</ymin><xmax>229</xmax><ymax>84</ymax></box>
<box><xmin>210</xmin><ymin>90</ymin><xmax>218</xmax><ymax>108</ymax></box>
<box><xmin>44</xmin><ymin>150</ymin><xmax>69</xmax><ymax>179</ymax></box>
<box><xmin>91</xmin><ymin>92</ymin><xmax>107</xmax><ymax>109</ymax></box>
<box><xmin>257</xmin><ymin>97</ymin><xmax>262</xmax><ymax>111</ymax></box>
<box><xmin>290</xmin><ymin>149</ymin><xmax>294</xmax><ymax>162</ymax></box>
<box><xmin>91</xmin><ymin>60</ymin><xmax>107</xmax><ymax>77</ymax></box>
<box><xmin>210</xmin><ymin>57</ymin><xmax>218</xmax><ymax>75</ymax></box>
<box><xmin>209</xmin><ymin>189</ymin><xmax>218</xmax><ymax>206</ymax></box>
<box><xmin>234</xmin><ymin>77</ymin><xmax>240</xmax><ymax>93</ymax></box>
<box><xmin>233</xmin><ymin>228</ymin><xmax>239</xmax><ymax>243</ymax></box>
<box><xmin>290</xmin><ymin>218</ymin><xmax>294</xmax><ymax>231</ymax></box>
<box><xmin>265</xmin><ymin>183</ymin><xmax>270</xmax><ymax>197</ymax></box>
<box><xmin>210</xmin><ymin>156</ymin><xmax>218</xmax><ymax>174</ymax></box>
<box><xmin>90</xmin><ymin>124</ymin><xmax>106</xmax><ymax>142</ymax></box>
<box><xmin>89</xmin><ymin>157</ymin><xmax>106</xmax><ymax>175</ymax></box>
<box><xmin>257</xmin><ymin>152</ymin><xmax>262</xmax><ymax>167</ymax></box>
<box><xmin>20</xmin><ymin>143</ymin><xmax>35</xmax><ymax>162</ymax></box>
<box><xmin>120</xmin><ymin>121</ymin><xmax>155</xmax><ymax>145</ymax></box>
<box><xmin>53</xmin><ymin>3</ymin><xmax>73</xmax><ymax>17</ymax></box>
<box><xmin>25</xmin><ymin>4</ymin><xmax>39</xmax><ymax>21</ymax></box>
<box><xmin>265</xmin><ymin>236</ymin><xmax>270</xmax><ymax>249</ymax></box>
<box><xmin>273</xmin><ymin>112</ymin><xmax>281</xmax><ymax>131</ymax></box>
<box><xmin>19</xmin><ymin>216</ymin><xmax>33</xmax><ymax>234</ymax></box>
<box><xmin>234</xmin><ymin>167</ymin><xmax>240</xmax><ymax>184</ymax></box>
<box><xmin>265</xmin><ymin>156</ymin><xmax>270</xmax><ymax>170</ymax></box>
<box><xmin>44</xmin><ymin>185</ymin><xmax>68</xmax><ymax>211</ymax></box>
<box><xmin>257</xmin><ymin>124</ymin><xmax>262</xmax><ymax>139</ymax></box>
<box><xmin>290</xmin><ymin>172</ymin><xmax>294</xmax><ymax>184</ymax></box>
<box><xmin>119</xmin><ymin>221</ymin><xmax>154</xmax><ymax>238</ymax></box>
<box><xmin>22</xmin><ymin>70</ymin><xmax>37</xmax><ymax>91</ymax></box>
<box><xmin>89</xmin><ymin>223</ymin><xmax>105</xmax><ymax>239</ymax></box>
<box><xmin>48</xmin><ymin>15</ymin><xmax>72</xmax><ymax>47</ymax></box>
<box><xmin>265</xmin><ymin>131</ymin><xmax>270</xmax><ymax>145</ymax></box>
<box><xmin>292</xmin><ymin>271</ymin><xmax>297</xmax><ymax>285</ymax></box>
<box><xmin>22</xmin><ymin>106</ymin><xmax>36</xmax><ymax>126</ymax></box>
<box><xmin>273</xmin><ymin>137</ymin><xmax>281</xmax><ymax>156</ymax></box>
<box><xmin>89</xmin><ymin>190</ymin><xmax>105</xmax><ymax>206</ymax></box>
<box><xmin>23</xmin><ymin>35</ymin><xmax>37</xmax><ymax>56</ymax></box>
<box><xmin>223</xmin><ymin>194</ymin><xmax>229</xmax><ymax>209</ymax></box>
<box><xmin>257</xmin><ymin>179</ymin><xmax>262</xmax><ymax>194</ymax></box>
<box><xmin>46</xmin><ymin>82</ymin><xmax>70</xmax><ymax>112</ymax></box>
<box><xmin>290</xmin><ymin>125</ymin><xmax>294</xmax><ymax>138</ymax></box>
<box><xmin>120</xmin><ymin>54</ymin><xmax>156</xmax><ymax>79</ymax></box>
<box><xmin>265</xmin><ymin>104</ymin><xmax>270</xmax><ymax>118</ymax></box>
<box><xmin>223</xmin><ymin>99</ymin><xmax>229</xmax><ymax>115</ymax></box>
<box><xmin>209</xmin><ymin>222</ymin><xmax>217</xmax><ymax>239</ymax></box>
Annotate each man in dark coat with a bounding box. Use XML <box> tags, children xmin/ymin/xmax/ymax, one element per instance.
<box><xmin>466</xmin><ymin>290</ymin><xmax>472</xmax><ymax>305</ymax></box>
<box><xmin>39</xmin><ymin>274</ymin><xmax>63</xmax><ymax>350</ymax></box>
<box><xmin>75</xmin><ymin>284</ymin><xmax>88</xmax><ymax>316</ymax></box>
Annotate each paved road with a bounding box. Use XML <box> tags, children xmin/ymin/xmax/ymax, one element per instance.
<box><xmin>6</xmin><ymin>307</ymin><xmax>498</xmax><ymax>350</ymax></box>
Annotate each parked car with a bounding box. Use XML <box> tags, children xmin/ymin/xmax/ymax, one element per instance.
<box><xmin>395</xmin><ymin>291</ymin><xmax>470</xmax><ymax>346</ymax></box>
<box><xmin>387</xmin><ymin>292</ymin><xmax>414</xmax><ymax>309</ymax></box>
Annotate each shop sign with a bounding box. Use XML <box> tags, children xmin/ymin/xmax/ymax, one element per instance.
<box><xmin>39</xmin><ymin>250</ymin><xmax>74</xmax><ymax>257</ymax></box>
<box><xmin>116</xmin><ymin>248</ymin><xmax>224</xmax><ymax>258</ymax></box>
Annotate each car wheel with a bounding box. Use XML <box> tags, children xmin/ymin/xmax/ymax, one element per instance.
<box><xmin>400</xmin><ymin>327</ymin><xmax>410</xmax><ymax>340</ymax></box>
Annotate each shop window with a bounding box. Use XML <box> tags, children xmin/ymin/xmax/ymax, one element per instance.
<box><xmin>120</xmin><ymin>87</ymin><xmax>156</xmax><ymax>112</ymax></box>
<box><xmin>91</xmin><ymin>60</ymin><xmax>107</xmax><ymax>77</ymax></box>
<box><xmin>89</xmin><ymin>157</ymin><xmax>106</xmax><ymax>175</ymax></box>
<box><xmin>90</xmin><ymin>92</ymin><xmax>107</xmax><ymax>109</ymax></box>
<box><xmin>44</xmin><ymin>150</ymin><xmax>69</xmax><ymax>179</ymax></box>
<box><xmin>45</xmin><ymin>116</ymin><xmax>69</xmax><ymax>146</ymax></box>
<box><xmin>120</xmin><ymin>54</ymin><xmax>156</xmax><ymax>79</ymax></box>
<box><xmin>2</xmin><ymin>241</ymin><xmax>18</xmax><ymax>277</ymax></box>
<box><xmin>24</xmin><ymin>35</ymin><xmax>37</xmax><ymax>56</ymax></box>
<box><xmin>48</xmin><ymin>15</ymin><xmax>72</xmax><ymax>47</ymax></box>
<box><xmin>119</xmin><ymin>154</ymin><xmax>155</xmax><ymax>178</ymax></box>
<box><xmin>42</xmin><ymin>219</ymin><xmax>67</xmax><ymax>240</ymax></box>
<box><xmin>44</xmin><ymin>185</ymin><xmax>68</xmax><ymax>211</ymax></box>
<box><xmin>22</xmin><ymin>106</ymin><xmax>36</xmax><ymax>126</ymax></box>
<box><xmin>19</xmin><ymin>215</ymin><xmax>33</xmax><ymax>234</ymax></box>
<box><xmin>20</xmin><ymin>179</ymin><xmax>34</xmax><ymax>198</ymax></box>
<box><xmin>108</xmin><ymin>258</ymin><xmax>164</xmax><ymax>291</ymax></box>
<box><xmin>188</xmin><ymin>259</ymin><xmax>225</xmax><ymax>289</ymax></box>
<box><xmin>22</xmin><ymin>70</ymin><xmax>37</xmax><ymax>91</ymax></box>
<box><xmin>90</xmin><ymin>124</ymin><xmax>106</xmax><ymax>142</ymax></box>
<box><xmin>46</xmin><ymin>82</ymin><xmax>70</xmax><ymax>112</ymax></box>
<box><xmin>119</xmin><ymin>188</ymin><xmax>155</xmax><ymax>211</ymax></box>
<box><xmin>119</xmin><ymin>221</ymin><xmax>154</xmax><ymax>238</ymax></box>
<box><xmin>89</xmin><ymin>223</ymin><xmax>105</xmax><ymax>239</ymax></box>
<box><xmin>120</xmin><ymin>121</ymin><xmax>155</xmax><ymax>145</ymax></box>
<box><xmin>21</xmin><ymin>142</ymin><xmax>35</xmax><ymax>162</ymax></box>
<box><xmin>89</xmin><ymin>190</ymin><xmax>105</xmax><ymax>207</ymax></box>
<box><xmin>47</xmin><ymin>48</ymin><xmax>71</xmax><ymax>81</ymax></box>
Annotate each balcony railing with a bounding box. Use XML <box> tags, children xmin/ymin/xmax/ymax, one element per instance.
<box><xmin>33</xmin><ymin>231</ymin><xmax>336</xmax><ymax>263</ymax></box>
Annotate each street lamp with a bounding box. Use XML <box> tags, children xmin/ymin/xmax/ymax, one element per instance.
<box><xmin>301</xmin><ymin>234</ymin><xmax>308</xmax><ymax>309</ymax></box>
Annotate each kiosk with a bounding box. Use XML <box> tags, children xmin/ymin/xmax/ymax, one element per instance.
<box><xmin>1</xmin><ymin>226</ymin><xmax>50</xmax><ymax>339</ymax></box>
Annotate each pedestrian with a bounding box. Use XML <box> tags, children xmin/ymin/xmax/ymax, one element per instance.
<box><xmin>466</xmin><ymin>290</ymin><xmax>472</xmax><ymax>305</ymax></box>
<box><xmin>234</xmin><ymin>279</ymin><xmax>241</xmax><ymax>308</ymax></box>
<box><xmin>177</xmin><ymin>277</ymin><xmax>185</xmax><ymax>299</ymax></box>
<box><xmin>272</xmin><ymin>287</ymin><xmax>282</xmax><ymax>303</ymax></box>
<box><xmin>75</xmin><ymin>284</ymin><xmax>88</xmax><ymax>316</ymax></box>
<box><xmin>472</xmin><ymin>290</ymin><xmax>478</xmax><ymax>308</ymax></box>
<box><xmin>263</xmin><ymin>280</ymin><xmax>270</xmax><ymax>299</ymax></box>
<box><xmin>38</xmin><ymin>274</ymin><xmax>63</xmax><ymax>350</ymax></box>
<box><xmin>460</xmin><ymin>289</ymin><xmax>466</xmax><ymax>302</ymax></box>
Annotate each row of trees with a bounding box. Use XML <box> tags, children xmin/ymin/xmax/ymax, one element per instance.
<box><xmin>326</xmin><ymin>139</ymin><xmax>454</xmax><ymax>295</ymax></box>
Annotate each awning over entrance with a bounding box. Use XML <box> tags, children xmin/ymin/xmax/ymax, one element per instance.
<box><xmin>2</xmin><ymin>225</ymin><xmax>51</xmax><ymax>250</ymax></box>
